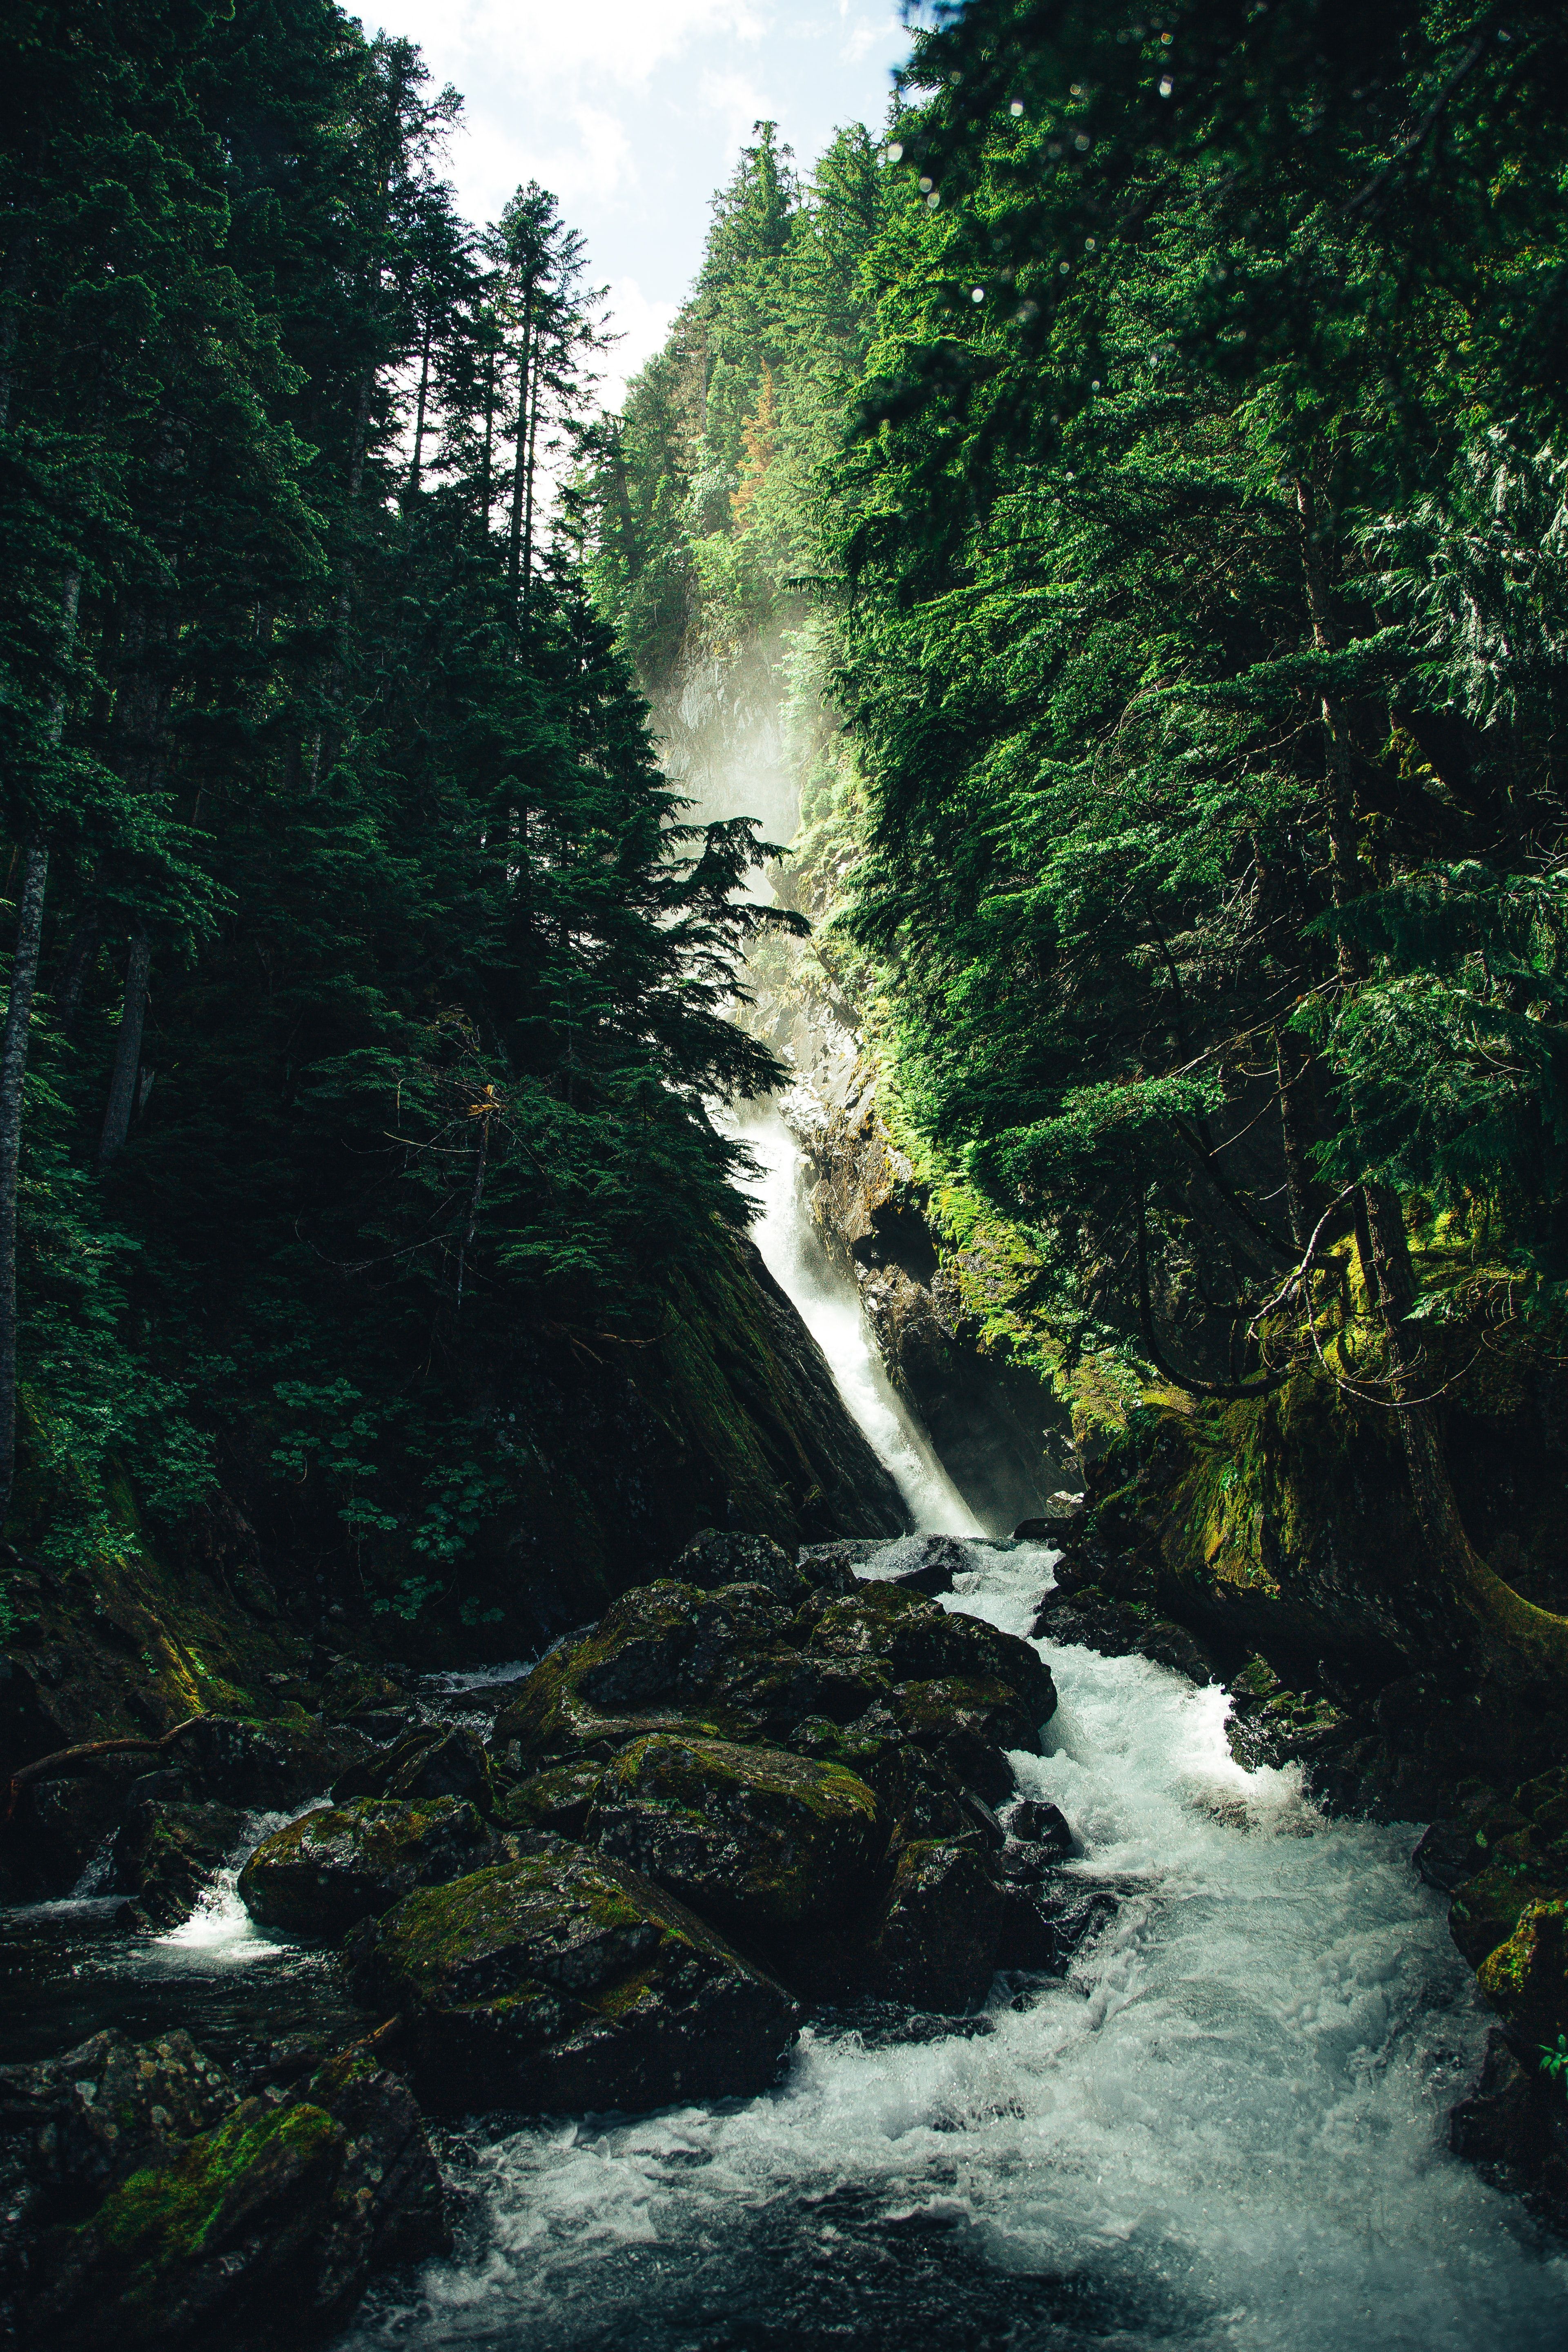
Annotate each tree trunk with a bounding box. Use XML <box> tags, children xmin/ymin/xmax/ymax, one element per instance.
<box><xmin>0</xmin><ymin>562</ymin><xmax>81</xmax><ymax>1527</ymax></box>
<box><xmin>479</xmin><ymin>347</ymin><xmax>495</xmax><ymax>533</ymax></box>
<box><xmin>1275</xmin><ymin>1029</ymin><xmax>1321</xmax><ymax>1249</ymax></box>
<box><xmin>96</xmin><ymin>930</ymin><xmax>151</xmax><ymax>1172</ymax></box>
<box><xmin>1296</xmin><ymin>471</ymin><xmax>1568</xmax><ymax>1674</ymax></box>
<box><xmin>406</xmin><ymin>309</ymin><xmax>432</xmax><ymax>500</ymax></box>
<box><xmin>507</xmin><ymin>292</ymin><xmax>535</xmax><ymax>603</ymax></box>
<box><xmin>322</xmin><ymin>363</ymin><xmax>375</xmax><ymax>773</ymax></box>
<box><xmin>521</xmin><ymin>363</ymin><xmax>542</xmax><ymax>615</ymax></box>
<box><xmin>0</xmin><ymin>837</ymin><xmax>49</xmax><ymax>1528</ymax></box>
<box><xmin>52</xmin><ymin>907</ymin><xmax>100</xmax><ymax>1038</ymax></box>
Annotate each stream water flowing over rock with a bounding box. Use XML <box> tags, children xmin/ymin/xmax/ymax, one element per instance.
<box><xmin>4</xmin><ymin>735</ymin><xmax>1563</xmax><ymax>2352</ymax></box>
<box><xmin>329</xmin><ymin>1537</ymin><xmax>1566</xmax><ymax>2350</ymax></box>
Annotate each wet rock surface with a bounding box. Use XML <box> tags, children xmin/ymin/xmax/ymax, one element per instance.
<box><xmin>590</xmin><ymin>1732</ymin><xmax>884</xmax><ymax>1933</ymax></box>
<box><xmin>1</xmin><ymin>1535</ymin><xmax>1095</xmax><ymax>2348</ymax></box>
<box><xmin>786</xmin><ymin>1082</ymin><xmax>1071</xmax><ymax>1533</ymax></box>
<box><xmin>479</xmin><ymin>1560</ymin><xmax>1065</xmax><ymax>2016</ymax></box>
<box><xmin>113</xmin><ymin>1800</ymin><xmax>246</xmax><ymax>1931</ymax></box>
<box><xmin>331</xmin><ymin>1724</ymin><xmax>494</xmax><ymax>1811</ymax></box>
<box><xmin>237</xmin><ymin>1798</ymin><xmax>499</xmax><ymax>1942</ymax></box>
<box><xmin>1</xmin><ymin>2028</ymin><xmax>445</xmax><ymax>2350</ymax></box>
<box><xmin>348</xmin><ymin>1835</ymin><xmax>802</xmax><ymax>2116</ymax></box>
<box><xmin>862</xmin><ymin>1840</ymin><xmax>1006</xmax><ymax>2013</ymax></box>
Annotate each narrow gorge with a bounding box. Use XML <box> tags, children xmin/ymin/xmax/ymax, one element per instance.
<box><xmin>4</xmin><ymin>5</ymin><xmax>1568</xmax><ymax>2348</ymax></box>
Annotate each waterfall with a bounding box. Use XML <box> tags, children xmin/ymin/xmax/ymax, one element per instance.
<box><xmin>731</xmin><ymin>1099</ymin><xmax>979</xmax><ymax>1536</ymax></box>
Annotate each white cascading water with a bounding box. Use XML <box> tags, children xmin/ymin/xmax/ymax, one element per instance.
<box><xmin>730</xmin><ymin>1099</ymin><xmax>979</xmax><ymax>1538</ymax></box>
<box><xmin>341</xmin><ymin>1541</ymin><xmax>1566</xmax><ymax>2351</ymax></box>
<box><xmin>336</xmin><ymin>782</ymin><xmax>1565</xmax><ymax>2346</ymax></box>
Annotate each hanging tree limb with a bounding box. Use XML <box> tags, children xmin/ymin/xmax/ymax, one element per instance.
<box><xmin>3</xmin><ymin>1715</ymin><xmax>202</xmax><ymax>1824</ymax></box>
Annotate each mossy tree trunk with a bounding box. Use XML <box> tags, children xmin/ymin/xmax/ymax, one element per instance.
<box><xmin>1298</xmin><ymin>469</ymin><xmax>1568</xmax><ymax>1677</ymax></box>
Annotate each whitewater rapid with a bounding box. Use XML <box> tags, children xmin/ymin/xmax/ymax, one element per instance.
<box><xmin>333</xmin><ymin>1085</ymin><xmax>1564</xmax><ymax>2348</ymax></box>
<box><xmin>339</xmin><ymin>1536</ymin><xmax>1565</xmax><ymax>2350</ymax></box>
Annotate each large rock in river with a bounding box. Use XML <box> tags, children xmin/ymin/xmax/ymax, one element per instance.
<box><xmin>0</xmin><ymin>2028</ymin><xmax>237</xmax><ymax>2208</ymax></box>
<box><xmin>349</xmin><ymin>1835</ymin><xmax>800</xmax><ymax>2115</ymax></box>
<box><xmin>331</xmin><ymin>1725</ymin><xmax>493</xmax><ymax>1811</ymax></box>
<box><xmin>589</xmin><ymin>1733</ymin><xmax>884</xmax><ymax>1934</ymax></box>
<box><xmin>493</xmin><ymin>1575</ymin><xmax>1054</xmax><ymax>1815</ymax></box>
<box><xmin>863</xmin><ymin>1839</ymin><xmax>1008</xmax><ymax>2013</ymax></box>
<box><xmin>238</xmin><ymin>1797</ymin><xmax>497</xmax><ymax>1941</ymax></box>
<box><xmin>21</xmin><ymin>2045</ymin><xmax>447</xmax><ymax>2352</ymax></box>
<box><xmin>114</xmin><ymin>1800</ymin><xmax>245</xmax><ymax>1929</ymax></box>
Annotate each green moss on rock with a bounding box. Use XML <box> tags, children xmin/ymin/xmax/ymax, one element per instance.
<box><xmin>1477</xmin><ymin>1898</ymin><xmax>1568</xmax><ymax>2047</ymax></box>
<box><xmin>237</xmin><ymin>1796</ymin><xmax>497</xmax><ymax>1941</ymax></box>
<box><xmin>590</xmin><ymin>1732</ymin><xmax>884</xmax><ymax>1932</ymax></box>
<box><xmin>350</xmin><ymin>1838</ymin><xmax>800</xmax><ymax>2116</ymax></box>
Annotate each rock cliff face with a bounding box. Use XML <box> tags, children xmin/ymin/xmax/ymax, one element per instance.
<box><xmin>785</xmin><ymin>1075</ymin><xmax>1070</xmax><ymax>1537</ymax></box>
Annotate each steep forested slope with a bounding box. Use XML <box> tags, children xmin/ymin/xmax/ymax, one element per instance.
<box><xmin>0</xmin><ymin>1</ymin><xmax>903</xmax><ymax>1679</ymax></box>
<box><xmin>594</xmin><ymin>4</ymin><xmax>1568</xmax><ymax>1693</ymax></box>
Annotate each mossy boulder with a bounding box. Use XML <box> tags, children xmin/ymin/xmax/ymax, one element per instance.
<box><xmin>671</xmin><ymin>1529</ymin><xmax>812</xmax><ymax>1602</ymax></box>
<box><xmin>0</xmin><ymin>2029</ymin><xmax>237</xmax><ymax>2206</ymax></box>
<box><xmin>861</xmin><ymin>1840</ymin><xmax>1007</xmax><ymax>2013</ymax></box>
<box><xmin>22</xmin><ymin>2049</ymin><xmax>446</xmax><ymax>2352</ymax></box>
<box><xmin>1414</xmin><ymin>1782</ymin><xmax>1528</xmax><ymax>1894</ymax></box>
<box><xmin>331</xmin><ymin>1725</ymin><xmax>492</xmax><ymax>1811</ymax></box>
<box><xmin>348</xmin><ymin>1835</ymin><xmax>800</xmax><ymax>2116</ymax></box>
<box><xmin>492</xmin><ymin>1580</ymin><xmax>786</xmax><ymax>1757</ymax></box>
<box><xmin>589</xmin><ymin>1733</ymin><xmax>884</xmax><ymax>1933</ymax></box>
<box><xmin>492</xmin><ymin>1577</ymin><xmax>1054</xmax><ymax>1819</ymax></box>
<box><xmin>798</xmin><ymin>1580</ymin><xmax>1045</xmax><ymax>1694</ymax></box>
<box><xmin>1447</xmin><ymin>1838</ymin><xmax>1556</xmax><ymax>1969</ymax></box>
<box><xmin>886</xmin><ymin>1676</ymin><xmax>1047</xmax><ymax>1806</ymax></box>
<box><xmin>1512</xmin><ymin>1766</ymin><xmax>1568</xmax><ymax>1881</ymax></box>
<box><xmin>237</xmin><ymin>1798</ymin><xmax>497</xmax><ymax>1942</ymax></box>
<box><xmin>497</xmin><ymin>1759</ymin><xmax>606</xmax><ymax>1842</ymax></box>
<box><xmin>1477</xmin><ymin>1898</ymin><xmax>1568</xmax><ymax>2047</ymax></box>
<box><xmin>167</xmin><ymin>1715</ymin><xmax>365</xmax><ymax>1813</ymax></box>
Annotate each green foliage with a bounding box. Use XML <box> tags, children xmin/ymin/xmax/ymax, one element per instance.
<box><xmin>0</xmin><ymin>0</ymin><xmax>794</xmax><ymax>1615</ymax></box>
<box><xmin>586</xmin><ymin>0</ymin><xmax>1568</xmax><ymax>1453</ymax></box>
<box><xmin>579</xmin><ymin>118</ymin><xmax>904</xmax><ymax>685</ymax></box>
<box><xmin>809</xmin><ymin>0</ymin><xmax>1568</xmax><ymax>1396</ymax></box>
<box><xmin>1539</xmin><ymin>2032</ymin><xmax>1568</xmax><ymax>2097</ymax></box>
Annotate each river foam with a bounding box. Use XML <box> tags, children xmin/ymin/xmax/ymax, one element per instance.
<box><xmin>337</xmin><ymin>1539</ymin><xmax>1566</xmax><ymax>2351</ymax></box>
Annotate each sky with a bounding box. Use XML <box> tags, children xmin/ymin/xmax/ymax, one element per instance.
<box><xmin>363</xmin><ymin>0</ymin><xmax>915</xmax><ymax>409</ymax></box>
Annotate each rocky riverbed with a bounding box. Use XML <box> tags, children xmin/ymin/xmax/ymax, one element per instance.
<box><xmin>3</xmin><ymin>1529</ymin><xmax>1565</xmax><ymax>2352</ymax></box>
<box><xmin>0</xmin><ymin>1531</ymin><xmax>1095</xmax><ymax>2348</ymax></box>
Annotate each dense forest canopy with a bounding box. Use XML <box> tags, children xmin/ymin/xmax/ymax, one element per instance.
<box><xmin>0</xmin><ymin>0</ymin><xmax>796</xmax><ymax>1613</ymax></box>
<box><xmin>587</xmin><ymin>0</ymin><xmax>1568</xmax><ymax>1673</ymax></box>
<box><xmin>7</xmin><ymin>0</ymin><xmax>1568</xmax><ymax>1674</ymax></box>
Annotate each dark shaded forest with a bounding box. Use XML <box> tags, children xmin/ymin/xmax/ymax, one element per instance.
<box><xmin>0</xmin><ymin>0</ymin><xmax>819</xmax><ymax>1641</ymax></box>
<box><xmin>5</xmin><ymin>9</ymin><xmax>1568</xmax><ymax>2343</ymax></box>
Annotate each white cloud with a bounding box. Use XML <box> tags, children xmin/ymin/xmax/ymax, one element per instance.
<box><xmin>527</xmin><ymin>102</ymin><xmax>636</xmax><ymax>208</ymax></box>
<box><xmin>842</xmin><ymin>18</ymin><xmax>898</xmax><ymax>65</ymax></box>
<box><xmin>374</xmin><ymin>0</ymin><xmax>911</xmax><ymax>336</ymax></box>
<box><xmin>697</xmin><ymin>66</ymin><xmax>776</xmax><ymax>158</ymax></box>
<box><xmin>424</xmin><ymin>0</ymin><xmax>767</xmax><ymax>92</ymax></box>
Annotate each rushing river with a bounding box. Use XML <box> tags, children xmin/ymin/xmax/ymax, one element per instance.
<box><xmin>327</xmin><ymin>1114</ymin><xmax>1564</xmax><ymax>2351</ymax></box>
<box><xmin>332</xmin><ymin>1532</ymin><xmax>1566</xmax><ymax>2351</ymax></box>
<box><xmin>6</xmin><ymin>1094</ymin><xmax>1564</xmax><ymax>2346</ymax></box>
